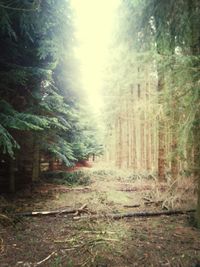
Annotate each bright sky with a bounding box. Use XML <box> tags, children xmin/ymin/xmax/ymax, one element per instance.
<box><xmin>71</xmin><ymin>0</ymin><xmax>119</xmax><ymax>113</ymax></box>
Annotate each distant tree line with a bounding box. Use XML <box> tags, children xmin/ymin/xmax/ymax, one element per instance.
<box><xmin>103</xmin><ymin>0</ymin><xmax>200</xmax><ymax>227</ymax></box>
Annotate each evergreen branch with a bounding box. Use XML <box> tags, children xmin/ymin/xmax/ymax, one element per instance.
<box><xmin>0</xmin><ymin>1</ymin><xmax>41</xmax><ymax>12</ymax></box>
<box><xmin>0</xmin><ymin>124</ymin><xmax>19</xmax><ymax>157</ymax></box>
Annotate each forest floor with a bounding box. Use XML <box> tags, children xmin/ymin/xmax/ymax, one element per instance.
<box><xmin>0</xmin><ymin>165</ymin><xmax>200</xmax><ymax>267</ymax></box>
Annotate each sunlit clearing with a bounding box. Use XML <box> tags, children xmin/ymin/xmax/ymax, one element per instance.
<box><xmin>71</xmin><ymin>0</ymin><xmax>119</xmax><ymax>113</ymax></box>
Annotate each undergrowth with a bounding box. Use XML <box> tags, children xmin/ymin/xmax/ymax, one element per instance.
<box><xmin>42</xmin><ymin>170</ymin><xmax>91</xmax><ymax>186</ymax></box>
<box><xmin>90</xmin><ymin>168</ymin><xmax>157</xmax><ymax>181</ymax></box>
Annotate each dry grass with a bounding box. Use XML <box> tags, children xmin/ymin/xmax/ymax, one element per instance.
<box><xmin>0</xmin><ymin>166</ymin><xmax>199</xmax><ymax>267</ymax></box>
<box><xmin>87</xmin><ymin>165</ymin><xmax>197</xmax><ymax>212</ymax></box>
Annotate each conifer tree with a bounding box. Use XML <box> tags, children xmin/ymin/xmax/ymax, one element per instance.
<box><xmin>0</xmin><ymin>0</ymin><xmax>103</xmax><ymax>191</ymax></box>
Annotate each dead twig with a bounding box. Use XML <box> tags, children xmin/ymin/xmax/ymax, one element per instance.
<box><xmin>73</xmin><ymin>204</ymin><xmax>88</xmax><ymax>216</ymax></box>
<box><xmin>34</xmin><ymin>251</ymin><xmax>56</xmax><ymax>266</ymax></box>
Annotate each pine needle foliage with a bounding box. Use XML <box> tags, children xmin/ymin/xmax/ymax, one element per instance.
<box><xmin>0</xmin><ymin>0</ymin><xmax>103</xmax><ymax>165</ymax></box>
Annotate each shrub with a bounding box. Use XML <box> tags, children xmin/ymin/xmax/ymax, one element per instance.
<box><xmin>42</xmin><ymin>170</ymin><xmax>91</xmax><ymax>186</ymax></box>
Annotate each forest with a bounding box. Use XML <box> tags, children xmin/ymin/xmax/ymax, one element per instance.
<box><xmin>0</xmin><ymin>0</ymin><xmax>200</xmax><ymax>266</ymax></box>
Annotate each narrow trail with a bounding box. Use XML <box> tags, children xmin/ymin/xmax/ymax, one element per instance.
<box><xmin>0</xmin><ymin>168</ymin><xmax>200</xmax><ymax>267</ymax></box>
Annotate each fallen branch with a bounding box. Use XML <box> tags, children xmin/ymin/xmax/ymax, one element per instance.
<box><xmin>54</xmin><ymin>237</ymin><xmax>118</xmax><ymax>244</ymax></box>
<box><xmin>73</xmin><ymin>209</ymin><xmax>195</xmax><ymax>220</ymax></box>
<box><xmin>110</xmin><ymin>209</ymin><xmax>195</xmax><ymax>219</ymax></box>
<box><xmin>16</xmin><ymin>204</ymin><xmax>88</xmax><ymax>217</ymax></box>
<box><xmin>118</xmin><ymin>188</ymin><xmax>138</xmax><ymax>192</ymax></box>
<box><xmin>123</xmin><ymin>204</ymin><xmax>140</xmax><ymax>208</ymax></box>
<box><xmin>82</xmin><ymin>230</ymin><xmax>116</xmax><ymax>235</ymax></box>
<box><xmin>15</xmin><ymin>207</ymin><xmax>195</xmax><ymax>219</ymax></box>
<box><xmin>119</xmin><ymin>186</ymin><xmax>152</xmax><ymax>192</ymax></box>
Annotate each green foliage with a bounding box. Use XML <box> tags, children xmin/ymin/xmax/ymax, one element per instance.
<box><xmin>45</xmin><ymin>138</ymin><xmax>76</xmax><ymax>167</ymax></box>
<box><xmin>43</xmin><ymin>171</ymin><xmax>91</xmax><ymax>186</ymax></box>
<box><xmin>0</xmin><ymin>124</ymin><xmax>19</xmax><ymax>157</ymax></box>
<box><xmin>0</xmin><ymin>0</ymin><xmax>103</xmax><ymax>166</ymax></box>
<box><xmin>72</xmin><ymin>127</ymin><xmax>104</xmax><ymax>161</ymax></box>
<box><xmin>0</xmin><ymin>100</ymin><xmax>51</xmax><ymax>131</ymax></box>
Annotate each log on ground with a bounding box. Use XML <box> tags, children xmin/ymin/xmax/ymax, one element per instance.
<box><xmin>74</xmin><ymin>209</ymin><xmax>196</xmax><ymax>220</ymax></box>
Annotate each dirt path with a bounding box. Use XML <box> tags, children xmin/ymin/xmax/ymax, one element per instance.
<box><xmin>0</xmin><ymin>168</ymin><xmax>200</xmax><ymax>267</ymax></box>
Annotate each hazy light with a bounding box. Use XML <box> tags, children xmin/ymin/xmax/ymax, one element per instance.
<box><xmin>71</xmin><ymin>0</ymin><xmax>119</xmax><ymax>113</ymax></box>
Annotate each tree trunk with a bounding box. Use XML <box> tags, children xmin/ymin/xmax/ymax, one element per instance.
<box><xmin>171</xmin><ymin>133</ymin><xmax>179</xmax><ymax>180</ymax></box>
<box><xmin>187</xmin><ymin>0</ymin><xmax>200</xmax><ymax>227</ymax></box>
<box><xmin>193</xmin><ymin>113</ymin><xmax>200</xmax><ymax>227</ymax></box>
<box><xmin>171</xmin><ymin>104</ymin><xmax>179</xmax><ymax>180</ymax></box>
<box><xmin>32</xmin><ymin>139</ymin><xmax>40</xmax><ymax>182</ymax></box>
<box><xmin>157</xmin><ymin>70</ymin><xmax>166</xmax><ymax>181</ymax></box>
<box><xmin>118</xmin><ymin>117</ymin><xmax>122</xmax><ymax>168</ymax></box>
<box><xmin>92</xmin><ymin>154</ymin><xmax>95</xmax><ymax>161</ymax></box>
<box><xmin>126</xmin><ymin>99</ymin><xmax>130</xmax><ymax>168</ymax></box>
<box><xmin>9</xmin><ymin>158</ymin><xmax>15</xmax><ymax>193</ymax></box>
